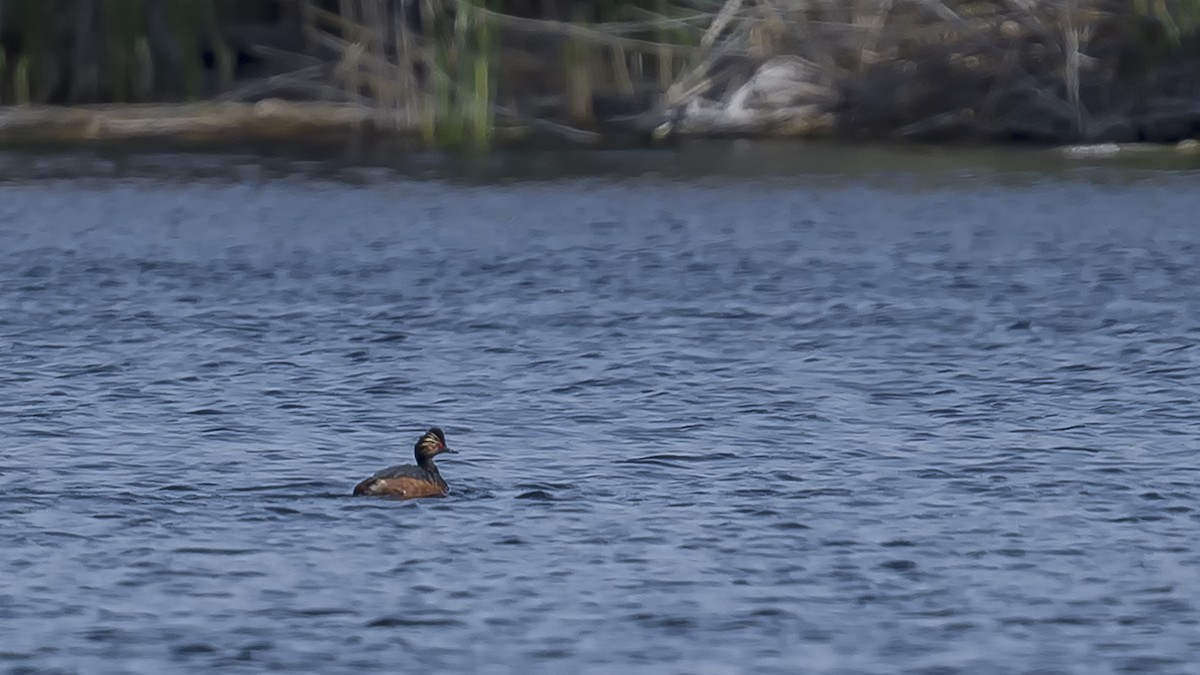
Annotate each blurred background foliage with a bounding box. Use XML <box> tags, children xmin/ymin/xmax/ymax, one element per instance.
<box><xmin>0</xmin><ymin>1</ymin><xmax>1198</xmax><ymax>146</ymax></box>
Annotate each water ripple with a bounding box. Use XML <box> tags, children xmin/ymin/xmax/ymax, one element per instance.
<box><xmin>1</xmin><ymin>156</ymin><xmax>1199</xmax><ymax>674</ymax></box>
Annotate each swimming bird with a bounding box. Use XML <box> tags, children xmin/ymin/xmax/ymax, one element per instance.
<box><xmin>352</xmin><ymin>427</ymin><xmax>457</xmax><ymax>499</ymax></box>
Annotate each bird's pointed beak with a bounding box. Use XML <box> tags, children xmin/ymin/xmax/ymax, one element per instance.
<box><xmin>443</xmin><ymin>446</ymin><xmax>458</xmax><ymax>454</ymax></box>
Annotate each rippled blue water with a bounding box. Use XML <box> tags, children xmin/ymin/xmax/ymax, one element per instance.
<box><xmin>2</xmin><ymin>147</ymin><xmax>1199</xmax><ymax>674</ymax></box>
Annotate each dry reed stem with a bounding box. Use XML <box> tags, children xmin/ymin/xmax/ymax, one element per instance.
<box><xmin>472</xmin><ymin>6</ymin><xmax>710</xmax><ymax>54</ymax></box>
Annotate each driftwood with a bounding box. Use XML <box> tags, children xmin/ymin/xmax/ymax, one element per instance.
<box><xmin>669</xmin><ymin>56</ymin><xmax>836</xmax><ymax>137</ymax></box>
<box><xmin>0</xmin><ymin>101</ymin><xmax>398</xmax><ymax>141</ymax></box>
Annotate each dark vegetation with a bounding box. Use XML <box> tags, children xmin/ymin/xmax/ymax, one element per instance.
<box><xmin>1</xmin><ymin>0</ymin><xmax>1199</xmax><ymax>146</ymax></box>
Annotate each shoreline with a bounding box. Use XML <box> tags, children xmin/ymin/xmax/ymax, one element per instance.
<box><xmin>0</xmin><ymin>101</ymin><xmax>405</xmax><ymax>143</ymax></box>
<box><xmin>3</xmin><ymin>3</ymin><xmax>1200</xmax><ymax>156</ymax></box>
<box><xmin>0</xmin><ymin>101</ymin><xmax>1198</xmax><ymax>161</ymax></box>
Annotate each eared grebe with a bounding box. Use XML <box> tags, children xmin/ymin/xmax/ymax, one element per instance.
<box><xmin>352</xmin><ymin>427</ymin><xmax>458</xmax><ymax>499</ymax></box>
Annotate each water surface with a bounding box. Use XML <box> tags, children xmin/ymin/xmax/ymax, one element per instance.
<box><xmin>2</xmin><ymin>144</ymin><xmax>1198</xmax><ymax>674</ymax></box>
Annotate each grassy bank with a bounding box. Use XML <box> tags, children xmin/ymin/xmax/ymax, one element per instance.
<box><xmin>1</xmin><ymin>1</ymin><xmax>1198</xmax><ymax>146</ymax></box>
